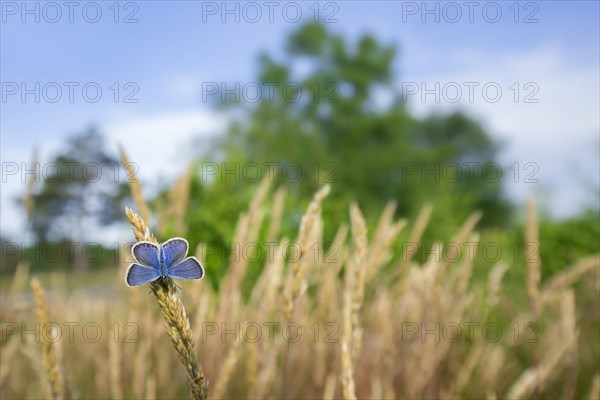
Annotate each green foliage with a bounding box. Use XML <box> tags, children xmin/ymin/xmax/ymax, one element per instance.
<box><xmin>184</xmin><ymin>172</ymin><xmax>252</xmax><ymax>287</ymax></box>
<box><xmin>537</xmin><ymin>209</ymin><xmax>600</xmax><ymax>277</ymax></box>
<box><xmin>190</xmin><ymin>22</ymin><xmax>512</xmax><ymax>265</ymax></box>
<box><xmin>470</xmin><ymin>208</ymin><xmax>600</xmax><ymax>285</ymax></box>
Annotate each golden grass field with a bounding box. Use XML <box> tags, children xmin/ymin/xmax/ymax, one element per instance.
<box><xmin>1</xmin><ymin>151</ymin><xmax>599</xmax><ymax>400</ymax></box>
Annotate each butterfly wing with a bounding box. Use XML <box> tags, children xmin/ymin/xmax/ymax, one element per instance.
<box><xmin>167</xmin><ymin>257</ymin><xmax>204</xmax><ymax>280</ymax></box>
<box><xmin>125</xmin><ymin>263</ymin><xmax>160</xmax><ymax>287</ymax></box>
<box><xmin>131</xmin><ymin>241</ymin><xmax>160</xmax><ymax>268</ymax></box>
<box><xmin>162</xmin><ymin>238</ymin><xmax>189</xmax><ymax>267</ymax></box>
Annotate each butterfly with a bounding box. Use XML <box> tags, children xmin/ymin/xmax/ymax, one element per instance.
<box><xmin>125</xmin><ymin>237</ymin><xmax>204</xmax><ymax>287</ymax></box>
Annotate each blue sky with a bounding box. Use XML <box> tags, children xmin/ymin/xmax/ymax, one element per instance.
<box><xmin>1</xmin><ymin>0</ymin><xmax>599</xmax><ymax>240</ymax></box>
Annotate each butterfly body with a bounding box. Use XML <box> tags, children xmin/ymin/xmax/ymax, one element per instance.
<box><xmin>157</xmin><ymin>245</ymin><xmax>170</xmax><ymax>278</ymax></box>
<box><xmin>125</xmin><ymin>237</ymin><xmax>204</xmax><ymax>287</ymax></box>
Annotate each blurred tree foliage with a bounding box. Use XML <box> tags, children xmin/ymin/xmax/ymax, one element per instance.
<box><xmin>185</xmin><ymin>22</ymin><xmax>512</xmax><ymax>275</ymax></box>
<box><xmin>536</xmin><ymin>209</ymin><xmax>600</xmax><ymax>276</ymax></box>
<box><xmin>26</xmin><ymin>129</ymin><xmax>129</xmax><ymax>270</ymax></box>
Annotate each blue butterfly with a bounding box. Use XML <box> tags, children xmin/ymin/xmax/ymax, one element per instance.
<box><xmin>125</xmin><ymin>238</ymin><xmax>204</xmax><ymax>287</ymax></box>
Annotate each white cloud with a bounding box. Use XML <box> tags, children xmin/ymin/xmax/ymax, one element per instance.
<box><xmin>400</xmin><ymin>46</ymin><xmax>600</xmax><ymax>217</ymax></box>
<box><xmin>104</xmin><ymin>108</ymin><xmax>227</xmax><ymax>181</ymax></box>
<box><xmin>405</xmin><ymin>46</ymin><xmax>598</xmax><ymax>140</ymax></box>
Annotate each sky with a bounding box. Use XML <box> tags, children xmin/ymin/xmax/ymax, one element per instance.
<box><xmin>1</xmin><ymin>0</ymin><xmax>599</xmax><ymax>241</ymax></box>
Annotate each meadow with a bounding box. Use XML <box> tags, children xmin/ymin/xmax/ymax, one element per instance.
<box><xmin>1</xmin><ymin>150</ymin><xmax>599</xmax><ymax>400</ymax></box>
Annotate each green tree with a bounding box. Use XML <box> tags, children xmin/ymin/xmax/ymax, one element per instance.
<box><xmin>216</xmin><ymin>23</ymin><xmax>509</xmax><ymax>225</ymax></box>
<box><xmin>186</xmin><ymin>22</ymin><xmax>513</xmax><ymax>280</ymax></box>
<box><xmin>28</xmin><ymin>129</ymin><xmax>129</xmax><ymax>269</ymax></box>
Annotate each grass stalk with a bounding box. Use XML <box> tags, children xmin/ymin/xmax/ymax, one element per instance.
<box><xmin>31</xmin><ymin>278</ymin><xmax>64</xmax><ymax>400</ymax></box>
<box><xmin>126</xmin><ymin>208</ymin><xmax>209</xmax><ymax>400</ymax></box>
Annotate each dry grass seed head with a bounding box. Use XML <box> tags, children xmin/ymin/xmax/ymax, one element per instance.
<box><xmin>283</xmin><ymin>185</ymin><xmax>330</xmax><ymax>320</ymax></box>
<box><xmin>525</xmin><ymin>197</ymin><xmax>541</xmax><ymax>313</ymax></box>
<box><xmin>31</xmin><ymin>278</ymin><xmax>65</xmax><ymax>400</ymax></box>
<box><xmin>119</xmin><ymin>145</ymin><xmax>152</xmax><ymax>224</ymax></box>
